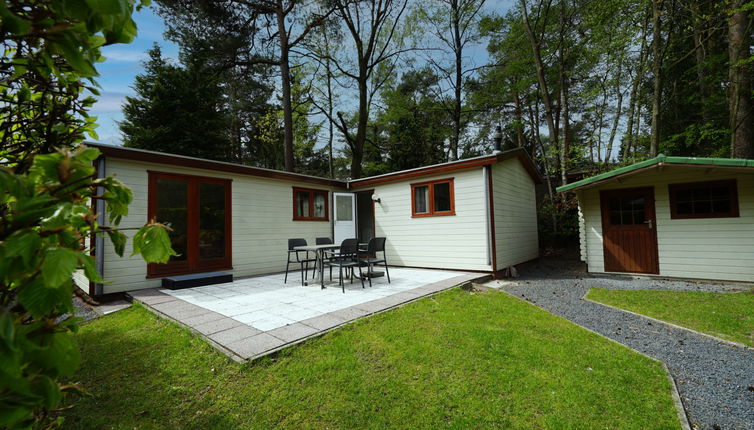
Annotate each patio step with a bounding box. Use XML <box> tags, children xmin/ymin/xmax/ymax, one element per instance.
<box><xmin>162</xmin><ymin>272</ymin><xmax>233</xmax><ymax>290</ymax></box>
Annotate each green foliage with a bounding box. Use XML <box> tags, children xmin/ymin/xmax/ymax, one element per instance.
<box><xmin>120</xmin><ymin>45</ymin><xmax>233</xmax><ymax>161</ymax></box>
<box><xmin>660</xmin><ymin>123</ymin><xmax>731</xmax><ymax>158</ymax></box>
<box><xmin>538</xmin><ymin>192</ymin><xmax>580</xmax><ymax>248</ymax></box>
<box><xmin>369</xmin><ymin>68</ymin><xmax>452</xmax><ymax>175</ymax></box>
<box><xmin>0</xmin><ymin>148</ymin><xmax>176</xmax><ymax>429</ymax></box>
<box><xmin>0</xmin><ymin>0</ymin><xmax>177</xmax><ymax>427</ymax></box>
<box><xmin>0</xmin><ymin>0</ymin><xmax>148</xmax><ymax>173</ymax></box>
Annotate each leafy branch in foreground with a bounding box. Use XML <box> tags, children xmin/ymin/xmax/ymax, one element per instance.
<box><xmin>0</xmin><ymin>0</ymin><xmax>177</xmax><ymax>428</ymax></box>
<box><xmin>0</xmin><ymin>147</ymin><xmax>177</xmax><ymax>429</ymax></box>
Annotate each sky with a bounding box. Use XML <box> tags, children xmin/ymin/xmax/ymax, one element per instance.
<box><xmin>91</xmin><ymin>7</ymin><xmax>178</xmax><ymax>145</ymax></box>
<box><xmin>90</xmin><ymin>1</ymin><xmax>512</xmax><ymax>146</ymax></box>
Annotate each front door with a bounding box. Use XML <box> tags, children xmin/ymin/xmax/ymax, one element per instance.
<box><xmin>600</xmin><ymin>187</ymin><xmax>659</xmax><ymax>274</ymax></box>
<box><xmin>333</xmin><ymin>192</ymin><xmax>356</xmax><ymax>245</ymax></box>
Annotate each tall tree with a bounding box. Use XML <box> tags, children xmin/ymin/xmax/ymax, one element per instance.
<box><xmin>418</xmin><ymin>0</ymin><xmax>485</xmax><ymax>161</ymax></box>
<box><xmin>318</xmin><ymin>0</ymin><xmax>412</xmax><ymax>179</ymax></box>
<box><xmin>157</xmin><ymin>0</ymin><xmax>333</xmax><ymax>172</ymax></box>
<box><xmin>727</xmin><ymin>0</ymin><xmax>754</xmax><ymax>158</ymax></box>
<box><xmin>649</xmin><ymin>0</ymin><xmax>664</xmax><ymax>157</ymax></box>
<box><xmin>120</xmin><ymin>45</ymin><xmax>231</xmax><ymax>161</ymax></box>
<box><xmin>375</xmin><ymin>67</ymin><xmax>452</xmax><ymax>171</ymax></box>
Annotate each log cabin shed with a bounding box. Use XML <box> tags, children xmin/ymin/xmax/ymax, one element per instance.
<box><xmin>558</xmin><ymin>154</ymin><xmax>754</xmax><ymax>282</ymax></box>
<box><xmin>77</xmin><ymin>143</ymin><xmax>542</xmax><ymax>296</ymax></box>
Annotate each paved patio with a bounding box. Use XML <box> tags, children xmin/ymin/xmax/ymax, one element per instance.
<box><xmin>128</xmin><ymin>268</ymin><xmax>487</xmax><ymax>362</ymax></box>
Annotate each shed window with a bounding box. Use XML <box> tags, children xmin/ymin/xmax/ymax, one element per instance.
<box><xmin>411</xmin><ymin>178</ymin><xmax>455</xmax><ymax>217</ymax></box>
<box><xmin>668</xmin><ymin>179</ymin><xmax>739</xmax><ymax>219</ymax></box>
<box><xmin>293</xmin><ymin>187</ymin><xmax>329</xmax><ymax>221</ymax></box>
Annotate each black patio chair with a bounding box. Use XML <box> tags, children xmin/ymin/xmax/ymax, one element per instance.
<box><xmin>285</xmin><ymin>238</ymin><xmax>316</xmax><ymax>285</ymax></box>
<box><xmin>325</xmin><ymin>238</ymin><xmax>366</xmax><ymax>293</ymax></box>
<box><xmin>358</xmin><ymin>237</ymin><xmax>390</xmax><ymax>286</ymax></box>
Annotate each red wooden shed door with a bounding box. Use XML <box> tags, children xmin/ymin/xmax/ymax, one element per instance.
<box><xmin>600</xmin><ymin>187</ymin><xmax>659</xmax><ymax>274</ymax></box>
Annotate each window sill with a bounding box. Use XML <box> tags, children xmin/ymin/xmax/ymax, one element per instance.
<box><xmin>292</xmin><ymin>217</ymin><xmax>330</xmax><ymax>222</ymax></box>
<box><xmin>670</xmin><ymin>213</ymin><xmax>739</xmax><ymax>220</ymax></box>
<box><xmin>411</xmin><ymin>211</ymin><xmax>456</xmax><ymax>218</ymax></box>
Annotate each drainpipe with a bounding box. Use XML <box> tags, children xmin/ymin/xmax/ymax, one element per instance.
<box><xmin>93</xmin><ymin>156</ymin><xmax>106</xmax><ymax>296</ymax></box>
<box><xmin>483</xmin><ymin>165</ymin><xmax>492</xmax><ymax>267</ymax></box>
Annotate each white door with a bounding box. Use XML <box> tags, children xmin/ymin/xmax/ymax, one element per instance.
<box><xmin>334</xmin><ymin>192</ymin><xmax>356</xmax><ymax>245</ymax></box>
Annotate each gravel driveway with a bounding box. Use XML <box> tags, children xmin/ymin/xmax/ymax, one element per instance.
<box><xmin>489</xmin><ymin>257</ymin><xmax>754</xmax><ymax>430</ymax></box>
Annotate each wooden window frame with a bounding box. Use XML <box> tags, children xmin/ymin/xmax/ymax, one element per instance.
<box><xmin>147</xmin><ymin>171</ymin><xmax>232</xmax><ymax>278</ymax></box>
<box><xmin>668</xmin><ymin>179</ymin><xmax>739</xmax><ymax>219</ymax></box>
<box><xmin>410</xmin><ymin>178</ymin><xmax>455</xmax><ymax>218</ymax></box>
<box><xmin>292</xmin><ymin>187</ymin><xmax>329</xmax><ymax>221</ymax></box>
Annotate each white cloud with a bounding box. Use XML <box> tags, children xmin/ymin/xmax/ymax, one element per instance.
<box><xmin>91</xmin><ymin>91</ymin><xmax>129</xmax><ymax>113</ymax></box>
<box><xmin>101</xmin><ymin>48</ymin><xmax>147</xmax><ymax>63</ymax></box>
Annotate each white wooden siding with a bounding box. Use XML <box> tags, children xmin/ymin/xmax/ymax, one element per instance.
<box><xmin>578</xmin><ymin>167</ymin><xmax>754</xmax><ymax>282</ymax></box>
<box><xmin>100</xmin><ymin>158</ymin><xmax>337</xmax><ymax>293</ymax></box>
<box><xmin>360</xmin><ymin>169</ymin><xmax>491</xmax><ymax>271</ymax></box>
<box><xmin>491</xmin><ymin>159</ymin><xmax>539</xmax><ymax>268</ymax></box>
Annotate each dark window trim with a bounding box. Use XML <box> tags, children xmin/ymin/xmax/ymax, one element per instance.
<box><xmin>292</xmin><ymin>187</ymin><xmax>330</xmax><ymax>221</ymax></box>
<box><xmin>147</xmin><ymin>171</ymin><xmax>232</xmax><ymax>278</ymax></box>
<box><xmin>410</xmin><ymin>178</ymin><xmax>455</xmax><ymax>218</ymax></box>
<box><xmin>668</xmin><ymin>179</ymin><xmax>739</xmax><ymax>219</ymax></box>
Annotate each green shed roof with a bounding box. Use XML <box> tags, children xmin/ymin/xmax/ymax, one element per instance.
<box><xmin>556</xmin><ymin>154</ymin><xmax>754</xmax><ymax>193</ymax></box>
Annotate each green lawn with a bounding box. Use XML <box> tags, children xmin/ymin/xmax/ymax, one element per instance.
<box><xmin>61</xmin><ymin>289</ymin><xmax>680</xmax><ymax>429</ymax></box>
<box><xmin>587</xmin><ymin>288</ymin><xmax>754</xmax><ymax>347</ymax></box>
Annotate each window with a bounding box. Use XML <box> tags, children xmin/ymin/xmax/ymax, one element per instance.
<box><xmin>293</xmin><ymin>187</ymin><xmax>329</xmax><ymax>221</ymax></box>
<box><xmin>411</xmin><ymin>178</ymin><xmax>455</xmax><ymax>217</ymax></box>
<box><xmin>669</xmin><ymin>179</ymin><xmax>739</xmax><ymax>219</ymax></box>
<box><xmin>148</xmin><ymin>171</ymin><xmax>232</xmax><ymax>277</ymax></box>
<box><xmin>607</xmin><ymin>195</ymin><xmax>646</xmax><ymax>225</ymax></box>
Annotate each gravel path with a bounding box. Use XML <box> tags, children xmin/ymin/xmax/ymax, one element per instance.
<box><xmin>490</xmin><ymin>258</ymin><xmax>754</xmax><ymax>430</ymax></box>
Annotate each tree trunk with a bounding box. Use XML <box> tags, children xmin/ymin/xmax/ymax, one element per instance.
<box><xmin>557</xmin><ymin>0</ymin><xmax>570</xmax><ymax>185</ymax></box>
<box><xmin>623</xmin><ymin>11</ymin><xmax>649</xmax><ymax>160</ymax></box>
<box><xmin>449</xmin><ymin>0</ymin><xmax>463</xmax><ymax>161</ymax></box>
<box><xmin>692</xmin><ymin>2</ymin><xmax>710</xmax><ymax>124</ymax></box>
<box><xmin>323</xmin><ymin>30</ymin><xmax>335</xmax><ymax>178</ymax></box>
<box><xmin>351</xmin><ymin>72</ymin><xmax>368</xmax><ymax>179</ymax></box>
<box><xmin>529</xmin><ymin>101</ymin><xmax>558</xmax><ymax>232</ymax></box>
<box><xmin>521</xmin><ymin>0</ymin><xmax>559</xmax><ymax>155</ymax></box>
<box><xmin>605</xmin><ymin>60</ymin><xmax>623</xmax><ymax>162</ymax></box>
<box><xmin>728</xmin><ymin>0</ymin><xmax>754</xmax><ymax>158</ymax></box>
<box><xmin>512</xmin><ymin>85</ymin><xmax>526</xmax><ymax>149</ymax></box>
<box><xmin>650</xmin><ymin>0</ymin><xmax>663</xmax><ymax>157</ymax></box>
<box><xmin>277</xmin><ymin>0</ymin><xmax>295</xmax><ymax>172</ymax></box>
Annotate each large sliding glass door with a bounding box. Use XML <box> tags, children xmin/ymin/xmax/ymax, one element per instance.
<box><xmin>148</xmin><ymin>171</ymin><xmax>232</xmax><ymax>277</ymax></box>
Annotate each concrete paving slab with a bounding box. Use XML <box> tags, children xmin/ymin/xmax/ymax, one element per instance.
<box><xmin>267</xmin><ymin>323</ymin><xmax>320</xmax><ymax>343</ymax></box>
<box><xmin>209</xmin><ymin>325</ymin><xmax>262</xmax><ymax>347</ymax></box>
<box><xmin>128</xmin><ymin>289</ymin><xmax>177</xmax><ymax>305</ymax></box>
<box><xmin>229</xmin><ymin>333</ymin><xmax>286</xmax><ymax>359</ymax></box>
<box><xmin>193</xmin><ymin>317</ymin><xmax>243</xmax><ymax>335</ymax></box>
<box><xmin>299</xmin><ymin>313</ymin><xmax>347</xmax><ymax>331</ymax></box>
<box><xmin>327</xmin><ymin>306</ymin><xmax>371</xmax><ymax>322</ymax></box>
<box><xmin>181</xmin><ymin>311</ymin><xmax>227</xmax><ymax>327</ymax></box>
<box><xmin>129</xmin><ymin>267</ymin><xmax>488</xmax><ymax>361</ymax></box>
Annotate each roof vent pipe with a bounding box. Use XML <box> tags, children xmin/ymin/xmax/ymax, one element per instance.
<box><xmin>493</xmin><ymin>125</ymin><xmax>503</xmax><ymax>154</ymax></box>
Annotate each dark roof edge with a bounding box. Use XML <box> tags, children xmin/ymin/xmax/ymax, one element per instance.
<box><xmin>85</xmin><ymin>143</ymin><xmax>542</xmax><ymax>188</ymax></box>
<box><xmin>348</xmin><ymin>147</ymin><xmax>542</xmax><ymax>187</ymax></box>
<box><xmin>556</xmin><ymin>154</ymin><xmax>754</xmax><ymax>193</ymax></box>
<box><xmin>85</xmin><ymin>142</ymin><xmax>348</xmax><ymax>188</ymax></box>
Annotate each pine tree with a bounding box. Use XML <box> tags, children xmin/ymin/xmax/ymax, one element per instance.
<box><xmin>120</xmin><ymin>45</ymin><xmax>230</xmax><ymax>161</ymax></box>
